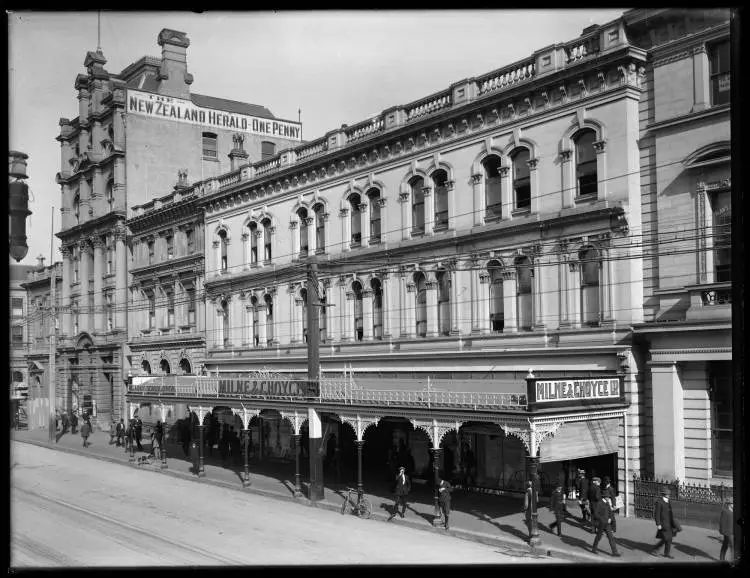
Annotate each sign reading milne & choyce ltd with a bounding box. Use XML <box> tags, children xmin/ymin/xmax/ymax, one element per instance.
<box><xmin>127</xmin><ymin>89</ymin><xmax>302</xmax><ymax>141</ymax></box>
<box><xmin>526</xmin><ymin>376</ymin><xmax>624</xmax><ymax>411</ymax></box>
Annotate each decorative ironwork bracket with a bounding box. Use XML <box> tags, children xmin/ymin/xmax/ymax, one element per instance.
<box><xmin>500</xmin><ymin>419</ymin><xmax>562</xmax><ymax>456</ymax></box>
<box><xmin>338</xmin><ymin>414</ymin><xmax>381</xmax><ymax>442</ymax></box>
<box><xmin>233</xmin><ymin>406</ymin><xmax>261</xmax><ymax>430</ymax></box>
<box><xmin>410</xmin><ymin>418</ymin><xmax>463</xmax><ymax>449</ymax></box>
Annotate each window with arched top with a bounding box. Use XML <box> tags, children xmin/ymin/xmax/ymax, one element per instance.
<box><xmin>350</xmin><ymin>194</ymin><xmax>362</xmax><ymax>247</ymax></box>
<box><xmin>483</xmin><ymin>156</ymin><xmax>503</xmax><ymax>219</ymax></box>
<box><xmin>511</xmin><ymin>149</ymin><xmax>531</xmax><ymax>210</ymax></box>
<box><xmin>411</xmin><ymin>177</ymin><xmax>425</xmax><ymax>233</ymax></box>
<box><xmin>367</xmin><ymin>189</ymin><xmax>381</xmax><ymax>243</ymax></box>
<box><xmin>179</xmin><ymin>358</ymin><xmax>191</xmax><ymax>375</ymax></box>
<box><xmin>516</xmin><ymin>256</ymin><xmax>533</xmax><ymax>330</ymax></box>
<box><xmin>106</xmin><ymin>180</ymin><xmax>115</xmax><ymax>212</ymax></box>
<box><xmin>301</xmin><ymin>288</ymin><xmax>309</xmax><ymax>344</ymax></box>
<box><xmin>218</xmin><ymin>230</ymin><xmax>228</xmax><ymax>272</ymax></box>
<box><xmin>73</xmin><ymin>192</ymin><xmax>81</xmax><ymax>224</ymax></box>
<box><xmin>313</xmin><ymin>203</ymin><xmax>326</xmax><ymax>253</ymax></box>
<box><xmin>141</xmin><ymin>360</ymin><xmax>151</xmax><ymax>375</ymax></box>
<box><xmin>264</xmin><ymin>294</ymin><xmax>274</xmax><ymax>343</ymax></box>
<box><xmin>432</xmin><ymin>170</ymin><xmax>449</xmax><ymax>230</ymax></box>
<box><xmin>415</xmin><ymin>272</ymin><xmax>427</xmax><ymax>337</ymax></box>
<box><xmin>352</xmin><ymin>281</ymin><xmax>364</xmax><ymax>341</ymax></box>
<box><xmin>160</xmin><ymin>359</ymin><xmax>171</xmax><ymax>375</ymax></box>
<box><xmin>488</xmin><ymin>260</ymin><xmax>504</xmax><ymax>332</ymax></box>
<box><xmin>298</xmin><ymin>207</ymin><xmax>309</xmax><ymax>257</ymax></box>
<box><xmin>371</xmin><ymin>278</ymin><xmax>383</xmax><ymax>340</ymax></box>
<box><xmin>575</xmin><ymin>130</ymin><xmax>597</xmax><ymax>197</ymax></box>
<box><xmin>262</xmin><ymin>219</ymin><xmax>272</xmax><ymax>262</ymax></box>
<box><xmin>248</xmin><ymin>222</ymin><xmax>258</xmax><ymax>265</ymax></box>
<box><xmin>436</xmin><ymin>270</ymin><xmax>451</xmax><ymax>336</ymax></box>
<box><xmin>580</xmin><ymin>247</ymin><xmax>601</xmax><ymax>326</ymax></box>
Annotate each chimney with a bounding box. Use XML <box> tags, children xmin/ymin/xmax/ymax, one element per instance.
<box><xmin>36</xmin><ymin>254</ymin><xmax>46</xmax><ymax>270</ymax></box>
<box><xmin>157</xmin><ymin>29</ymin><xmax>193</xmax><ymax>99</ymax></box>
<box><xmin>229</xmin><ymin>133</ymin><xmax>249</xmax><ymax>171</ymax></box>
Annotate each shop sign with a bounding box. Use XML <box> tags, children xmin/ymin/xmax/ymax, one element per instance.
<box><xmin>127</xmin><ymin>89</ymin><xmax>302</xmax><ymax>141</ymax></box>
<box><xmin>525</xmin><ymin>375</ymin><xmax>625</xmax><ymax>411</ymax></box>
<box><xmin>718</xmin><ymin>73</ymin><xmax>730</xmax><ymax>92</ymax></box>
<box><xmin>217</xmin><ymin>375</ymin><xmax>316</xmax><ymax>398</ymax></box>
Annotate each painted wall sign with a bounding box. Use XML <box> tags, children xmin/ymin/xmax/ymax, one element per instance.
<box><xmin>127</xmin><ymin>89</ymin><xmax>302</xmax><ymax>141</ymax></box>
<box><xmin>535</xmin><ymin>378</ymin><xmax>621</xmax><ymax>402</ymax></box>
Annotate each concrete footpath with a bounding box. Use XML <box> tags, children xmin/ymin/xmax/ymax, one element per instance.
<box><xmin>11</xmin><ymin>427</ymin><xmax>730</xmax><ymax>565</ymax></box>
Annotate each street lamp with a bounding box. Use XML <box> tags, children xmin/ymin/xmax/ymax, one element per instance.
<box><xmin>8</xmin><ymin>151</ymin><xmax>32</xmax><ymax>262</ymax></box>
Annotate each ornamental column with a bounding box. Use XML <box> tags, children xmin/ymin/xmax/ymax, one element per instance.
<box><xmin>470</xmin><ymin>260</ymin><xmax>480</xmax><ymax>333</ymax></box>
<box><xmin>380</xmin><ymin>273</ymin><xmax>392</xmax><ymax>339</ymax></box>
<box><xmin>532</xmin><ymin>249</ymin><xmax>545</xmax><ymax>330</ymax></box>
<box><xmin>558</xmin><ymin>242</ymin><xmax>570</xmax><ymax>326</ymax></box>
<box><xmin>304</xmin><ymin>217</ymin><xmax>314</xmax><ymax>255</ymax></box>
<box><xmin>471</xmin><ymin>173</ymin><xmax>484</xmax><ymax>226</ymax></box>
<box><xmin>344</xmin><ymin>291</ymin><xmax>355</xmax><ymax>341</ymax></box>
<box><xmin>691</xmin><ymin>45</ymin><xmax>710</xmax><ymax>113</ymax></box>
<box><xmin>502</xmin><ymin>269</ymin><xmax>518</xmax><ymax>332</ymax></box>
<box><xmin>528</xmin><ymin>158</ymin><xmax>540</xmax><ymax>214</ymax></box>
<box><xmin>78</xmin><ymin>239</ymin><xmax>91</xmax><ymax>332</ymax></box>
<box><xmin>362</xmin><ymin>289</ymin><xmax>373</xmax><ymax>340</ymax></box>
<box><xmin>360</xmin><ymin>202</ymin><xmax>370</xmax><ymax>247</ymax></box>
<box><xmin>292</xmin><ymin>293</ymin><xmax>303</xmax><ymax>344</ymax></box>
<box><xmin>114</xmin><ymin>226</ymin><xmax>127</xmax><ymax>330</ymax></box>
<box><xmin>446</xmin><ymin>180</ymin><xmax>456</xmax><ymax>230</ymax></box>
<box><xmin>60</xmin><ymin>246</ymin><xmax>72</xmax><ymax>335</ymax></box>
<box><xmin>601</xmin><ymin>243</ymin><xmax>615</xmax><ymax>324</ymax></box>
<box><xmin>560</xmin><ymin>150</ymin><xmax>575</xmax><ymax>208</ymax></box>
<box><xmin>405</xmin><ymin>280</ymin><xmax>416</xmax><ymax>338</ymax></box>
<box><xmin>256</xmin><ymin>301</ymin><xmax>267</xmax><ymax>347</ymax></box>
<box><xmin>425</xmin><ymin>275</ymin><xmax>439</xmax><ymax>337</ymax></box>
<box><xmin>289</xmin><ymin>220</ymin><xmax>299</xmax><ymax>258</ymax></box>
<box><xmin>339</xmin><ymin>207</ymin><xmax>350</xmax><ymax>252</ymax></box>
<box><xmin>92</xmin><ymin>237</ymin><xmax>105</xmax><ymax>333</ymax></box>
<box><xmin>399</xmin><ymin>191</ymin><xmax>411</xmax><ymax>241</ymax></box>
<box><xmin>478</xmin><ymin>271</ymin><xmax>491</xmax><ymax>334</ymax></box>
<box><xmin>423</xmin><ymin>186</ymin><xmax>434</xmax><ymax>236</ymax></box>
<box><xmin>499</xmin><ymin>166</ymin><xmax>512</xmax><ymax>220</ymax></box>
<box><xmin>594</xmin><ymin>140</ymin><xmax>608</xmax><ymax>201</ymax></box>
<box><xmin>325</xmin><ymin>280</ymin><xmax>337</xmax><ymax>342</ymax></box>
<box><xmin>568</xmin><ymin>262</ymin><xmax>581</xmax><ymax>328</ymax></box>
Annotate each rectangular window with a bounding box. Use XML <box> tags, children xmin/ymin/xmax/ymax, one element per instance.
<box><xmin>167</xmin><ymin>292</ymin><xmax>175</xmax><ymax>328</ymax></box>
<box><xmin>187</xmin><ymin>288</ymin><xmax>196</xmax><ymax>326</ymax></box>
<box><xmin>434</xmin><ymin>187</ymin><xmax>449</xmax><ymax>230</ymax></box>
<box><xmin>710</xmin><ymin>361</ymin><xmax>732</xmax><ymax>476</ymax></box>
<box><xmin>147</xmin><ymin>293</ymin><xmax>156</xmax><ymax>329</ymax></box>
<box><xmin>166</xmin><ymin>234</ymin><xmax>174</xmax><ymax>259</ymax></box>
<box><xmin>12</xmin><ymin>325</ymin><xmax>23</xmax><ymax>344</ymax></box>
<box><xmin>202</xmin><ymin>133</ymin><xmax>218</xmax><ymax>159</ymax></box>
<box><xmin>186</xmin><ymin>229</ymin><xmax>195</xmax><ymax>254</ymax></box>
<box><xmin>148</xmin><ymin>240</ymin><xmax>155</xmax><ymax>265</ymax></box>
<box><xmin>105</xmin><ymin>293</ymin><xmax>113</xmax><ymax>331</ymax></box>
<box><xmin>712</xmin><ymin>189</ymin><xmax>731</xmax><ymax>282</ymax></box>
<box><xmin>709</xmin><ymin>40</ymin><xmax>730</xmax><ymax>107</ymax></box>
<box><xmin>261</xmin><ymin>141</ymin><xmax>276</xmax><ymax>161</ymax></box>
<box><xmin>12</xmin><ymin>298</ymin><xmax>23</xmax><ymax>317</ymax></box>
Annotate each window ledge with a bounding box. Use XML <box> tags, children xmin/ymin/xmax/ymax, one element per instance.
<box><xmin>575</xmin><ymin>194</ymin><xmax>598</xmax><ymax>203</ymax></box>
<box><xmin>511</xmin><ymin>207</ymin><xmax>531</xmax><ymax>216</ymax></box>
<box><xmin>202</xmin><ymin>156</ymin><xmax>219</xmax><ymax>163</ymax></box>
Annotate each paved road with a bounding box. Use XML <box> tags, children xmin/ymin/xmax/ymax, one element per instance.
<box><xmin>10</xmin><ymin>442</ymin><xmax>555</xmax><ymax>566</ymax></box>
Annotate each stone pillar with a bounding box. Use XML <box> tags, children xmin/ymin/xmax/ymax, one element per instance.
<box><xmin>594</xmin><ymin>141</ymin><xmax>607</xmax><ymax>201</ymax></box>
<box><xmin>649</xmin><ymin>362</ymin><xmax>685</xmax><ymax>481</ymax></box>
<box><xmin>257</xmin><ymin>302</ymin><xmax>267</xmax><ymax>347</ymax></box>
<box><xmin>325</xmin><ymin>281</ymin><xmax>337</xmax><ymax>342</ymax></box>
<box><xmin>289</xmin><ymin>220</ymin><xmax>299</xmax><ymax>258</ymax></box>
<box><xmin>423</xmin><ymin>186</ymin><xmax>434</xmax><ymax>236</ymax></box>
<box><xmin>691</xmin><ymin>45</ymin><xmax>710</xmax><ymax>113</ymax></box>
<box><xmin>92</xmin><ymin>238</ymin><xmax>105</xmax><ymax>333</ymax></box>
<box><xmin>568</xmin><ymin>262</ymin><xmax>581</xmax><ymax>328</ymax></box>
<box><xmin>304</xmin><ymin>217</ymin><xmax>314</xmax><ymax>255</ymax></box>
<box><xmin>61</xmin><ymin>247</ymin><xmax>72</xmax><ymax>335</ymax></box>
<box><xmin>560</xmin><ymin>150</ymin><xmax>575</xmax><ymax>207</ymax></box>
<box><xmin>533</xmin><ymin>252</ymin><xmax>545</xmax><ymax>330</ymax></box>
<box><xmin>397</xmin><ymin>272</ymin><xmax>407</xmax><ymax>337</ymax></box>
<box><xmin>425</xmin><ymin>277</ymin><xmax>439</xmax><ymax>337</ymax></box>
<box><xmin>470</xmin><ymin>265</ymin><xmax>480</xmax><ymax>333</ymax></box>
<box><xmin>360</xmin><ymin>202</ymin><xmax>370</xmax><ymax>247</ymax></box>
<box><xmin>399</xmin><ymin>192</ymin><xmax>411</xmax><ymax>240</ymax></box>
<box><xmin>405</xmin><ymin>281</ymin><xmax>416</xmax><ymax>338</ymax></box>
<box><xmin>499</xmin><ymin>166</ymin><xmax>512</xmax><ymax>220</ymax></box>
<box><xmin>231</xmin><ymin>296</ymin><xmax>243</xmax><ymax>346</ymax></box>
<box><xmin>115</xmin><ymin>227</ymin><xmax>127</xmax><ymax>330</ymax></box>
<box><xmin>478</xmin><ymin>271</ymin><xmax>491</xmax><ymax>334</ymax></box>
<box><xmin>340</xmin><ymin>207</ymin><xmax>350</xmax><ymax>252</ymax></box>
<box><xmin>502</xmin><ymin>270</ymin><xmax>518</xmax><ymax>333</ymax></box>
<box><xmin>528</xmin><ymin>158</ymin><xmax>540</xmax><ymax>214</ymax></box>
<box><xmin>558</xmin><ymin>245</ymin><xmax>570</xmax><ymax>326</ymax></box>
<box><xmin>292</xmin><ymin>294</ymin><xmax>302</xmax><ymax>344</ymax></box>
<box><xmin>78</xmin><ymin>240</ymin><xmax>91</xmax><ymax>332</ymax></box>
<box><xmin>450</xmin><ymin>268</ymin><xmax>460</xmax><ymax>335</ymax></box>
<box><xmin>380</xmin><ymin>273</ymin><xmax>392</xmax><ymax>339</ymax></box>
<box><xmin>362</xmin><ymin>289</ymin><xmax>373</xmax><ymax>340</ymax></box>
<box><xmin>602</xmin><ymin>246</ymin><xmax>615</xmax><ymax>323</ymax></box>
<box><xmin>446</xmin><ymin>180</ymin><xmax>456</xmax><ymax>230</ymax></box>
<box><xmin>344</xmin><ymin>291</ymin><xmax>355</xmax><ymax>341</ymax></box>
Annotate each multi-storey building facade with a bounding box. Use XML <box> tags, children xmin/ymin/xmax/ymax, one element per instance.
<box><xmin>625</xmin><ymin>8</ymin><xmax>733</xmax><ymax>488</ymax></box>
<box><xmin>10</xmin><ymin>263</ymin><xmax>36</xmax><ymax>395</ymax></box>
<box><xmin>54</xmin><ymin>28</ymin><xmax>301</xmax><ymax>426</ymax></box>
<box><xmin>129</xmin><ymin>17</ymin><xmax>649</xmax><ymax>508</ymax></box>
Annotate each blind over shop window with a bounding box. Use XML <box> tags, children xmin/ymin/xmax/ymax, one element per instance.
<box><xmin>712</xmin><ymin>189</ymin><xmax>731</xmax><ymax>282</ymax></box>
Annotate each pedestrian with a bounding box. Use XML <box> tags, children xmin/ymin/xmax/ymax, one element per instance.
<box><xmin>116</xmin><ymin>418</ymin><xmax>125</xmax><ymax>447</ymax></box>
<box><xmin>586</xmin><ymin>476</ymin><xmax>603</xmax><ymax>533</ymax></box>
<box><xmin>70</xmin><ymin>411</ymin><xmax>78</xmax><ymax>434</ymax></box>
<box><xmin>438</xmin><ymin>476</ymin><xmax>453</xmax><ymax>530</ymax></box>
<box><xmin>650</xmin><ymin>487</ymin><xmax>681</xmax><ymax>558</ymax></box>
<box><xmin>718</xmin><ymin>501</ymin><xmax>733</xmax><ymax>561</ymax></box>
<box><xmin>603</xmin><ymin>476</ymin><xmax>618</xmax><ymax>532</ymax></box>
<box><xmin>151</xmin><ymin>420</ymin><xmax>163</xmax><ymax>460</ymax></box>
<box><xmin>80</xmin><ymin>419</ymin><xmax>92</xmax><ymax>448</ymax></box>
<box><xmin>134</xmin><ymin>416</ymin><xmax>143</xmax><ymax>451</ymax></box>
<box><xmin>61</xmin><ymin>411</ymin><xmax>69</xmax><ymax>433</ymax></box>
<box><xmin>388</xmin><ymin>466</ymin><xmax>411</xmax><ymax>521</ymax></box>
<box><xmin>574</xmin><ymin>469</ymin><xmax>590</xmax><ymax>524</ymax></box>
<box><xmin>591</xmin><ymin>496</ymin><xmax>621</xmax><ymax>557</ymax></box>
<box><xmin>230</xmin><ymin>427</ymin><xmax>242</xmax><ymax>467</ymax></box>
<box><xmin>549</xmin><ymin>483</ymin><xmax>565</xmax><ymax>536</ymax></box>
<box><xmin>523</xmin><ymin>480</ymin><xmax>537</xmax><ymax>537</ymax></box>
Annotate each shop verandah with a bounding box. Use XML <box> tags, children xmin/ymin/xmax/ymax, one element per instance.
<box><xmin>127</xmin><ymin>371</ymin><xmax>629</xmax><ymax>537</ymax></box>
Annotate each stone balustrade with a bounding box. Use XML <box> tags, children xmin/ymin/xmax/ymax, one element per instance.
<box><xmin>344</xmin><ymin>116</ymin><xmax>385</xmax><ymax>144</ymax></box>
<box><xmin>477</xmin><ymin>58</ymin><xmax>536</xmax><ymax>96</ymax></box>
<box><xmin>405</xmin><ymin>90</ymin><xmax>452</xmax><ymax>122</ymax></box>
<box><xmin>255</xmin><ymin>156</ymin><xmax>282</xmax><ymax>176</ymax></box>
<box><xmin>564</xmin><ymin>32</ymin><xmax>601</xmax><ymax>63</ymax></box>
<box><xmin>295</xmin><ymin>137</ymin><xmax>329</xmax><ymax>161</ymax></box>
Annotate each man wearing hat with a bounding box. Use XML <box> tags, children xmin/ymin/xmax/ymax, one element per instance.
<box><xmin>651</xmin><ymin>487</ymin><xmax>681</xmax><ymax>558</ymax></box>
<box><xmin>388</xmin><ymin>466</ymin><xmax>411</xmax><ymax>521</ymax></box>
<box><xmin>602</xmin><ymin>476</ymin><xmax>618</xmax><ymax>532</ymax></box>
<box><xmin>574</xmin><ymin>469</ymin><xmax>590</xmax><ymax>524</ymax></box>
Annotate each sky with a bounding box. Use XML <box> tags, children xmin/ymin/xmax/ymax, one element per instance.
<box><xmin>8</xmin><ymin>9</ymin><xmax>626</xmax><ymax>267</ymax></box>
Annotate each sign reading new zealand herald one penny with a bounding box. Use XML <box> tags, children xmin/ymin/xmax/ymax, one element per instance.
<box><xmin>127</xmin><ymin>89</ymin><xmax>302</xmax><ymax>141</ymax></box>
<box><xmin>525</xmin><ymin>376</ymin><xmax>625</xmax><ymax>411</ymax></box>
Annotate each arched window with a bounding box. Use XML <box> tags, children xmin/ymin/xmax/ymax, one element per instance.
<box><xmin>262</xmin><ymin>218</ymin><xmax>272</xmax><ymax>262</ymax></box>
<box><xmin>367</xmin><ymin>189</ymin><xmax>381</xmax><ymax>243</ymax></box>
<box><xmin>160</xmin><ymin>359</ymin><xmax>171</xmax><ymax>375</ymax></box>
<box><xmin>248</xmin><ymin>222</ymin><xmax>258</xmax><ymax>265</ymax></box>
<box><xmin>350</xmin><ymin>193</ymin><xmax>361</xmax><ymax>247</ymax></box>
<box><xmin>141</xmin><ymin>360</ymin><xmax>151</xmax><ymax>374</ymax></box>
<box><xmin>432</xmin><ymin>170</ymin><xmax>449</xmax><ymax>230</ymax></box>
<box><xmin>300</xmin><ymin>288</ymin><xmax>309</xmax><ymax>344</ymax></box>
<box><xmin>298</xmin><ymin>207</ymin><xmax>309</xmax><ymax>257</ymax></box>
<box><xmin>251</xmin><ymin>296</ymin><xmax>260</xmax><ymax>347</ymax></box>
<box><xmin>352</xmin><ymin>281</ymin><xmax>364</xmax><ymax>342</ymax></box>
<box><xmin>580</xmin><ymin>247</ymin><xmax>601</xmax><ymax>326</ymax></box>
<box><xmin>516</xmin><ymin>256</ymin><xmax>533</xmax><ymax>330</ymax></box>
<box><xmin>313</xmin><ymin>203</ymin><xmax>326</xmax><ymax>253</ymax></box>
<box><xmin>511</xmin><ymin>149</ymin><xmax>531</xmax><ymax>210</ymax></box>
<box><xmin>488</xmin><ymin>260</ymin><xmax>504</xmax><ymax>332</ymax></box>
<box><xmin>179</xmin><ymin>358</ymin><xmax>192</xmax><ymax>375</ymax></box>
<box><xmin>415</xmin><ymin>272</ymin><xmax>427</xmax><ymax>337</ymax></box>
<box><xmin>575</xmin><ymin>130</ymin><xmax>597</xmax><ymax>197</ymax></box>
<box><xmin>73</xmin><ymin>192</ymin><xmax>81</xmax><ymax>225</ymax></box>
<box><xmin>106</xmin><ymin>179</ymin><xmax>115</xmax><ymax>212</ymax></box>
<box><xmin>436</xmin><ymin>270</ymin><xmax>451</xmax><ymax>336</ymax></box>
<box><xmin>483</xmin><ymin>156</ymin><xmax>503</xmax><ymax>219</ymax></box>
<box><xmin>218</xmin><ymin>229</ymin><xmax>228</xmax><ymax>272</ymax></box>
<box><xmin>411</xmin><ymin>177</ymin><xmax>425</xmax><ymax>233</ymax></box>
<box><xmin>264</xmin><ymin>294</ymin><xmax>274</xmax><ymax>344</ymax></box>
<box><xmin>371</xmin><ymin>278</ymin><xmax>383</xmax><ymax>340</ymax></box>
<box><xmin>221</xmin><ymin>300</ymin><xmax>230</xmax><ymax>346</ymax></box>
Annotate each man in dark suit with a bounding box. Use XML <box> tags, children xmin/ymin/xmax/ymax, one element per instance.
<box><xmin>651</xmin><ymin>488</ymin><xmax>681</xmax><ymax>558</ymax></box>
<box><xmin>549</xmin><ymin>483</ymin><xmax>565</xmax><ymax>536</ymax></box>
<box><xmin>592</xmin><ymin>496</ymin><xmax>621</xmax><ymax>556</ymax></box>
<box><xmin>575</xmin><ymin>469</ymin><xmax>590</xmax><ymax>523</ymax></box>
<box><xmin>586</xmin><ymin>476</ymin><xmax>603</xmax><ymax>532</ymax></box>
<box><xmin>388</xmin><ymin>466</ymin><xmax>411</xmax><ymax>521</ymax></box>
<box><xmin>438</xmin><ymin>477</ymin><xmax>453</xmax><ymax>530</ymax></box>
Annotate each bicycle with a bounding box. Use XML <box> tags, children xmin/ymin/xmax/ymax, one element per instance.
<box><xmin>340</xmin><ymin>487</ymin><xmax>372</xmax><ymax>519</ymax></box>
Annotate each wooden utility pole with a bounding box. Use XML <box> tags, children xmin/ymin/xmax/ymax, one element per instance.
<box><xmin>48</xmin><ymin>208</ymin><xmax>56</xmax><ymax>444</ymax></box>
<box><xmin>307</xmin><ymin>258</ymin><xmax>324</xmax><ymax>503</ymax></box>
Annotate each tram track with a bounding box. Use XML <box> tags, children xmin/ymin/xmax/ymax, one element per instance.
<box><xmin>13</xmin><ymin>485</ymin><xmax>249</xmax><ymax>566</ymax></box>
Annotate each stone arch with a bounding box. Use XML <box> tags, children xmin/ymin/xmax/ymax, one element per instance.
<box><xmin>398</xmin><ymin>167</ymin><xmax>430</xmax><ymax>199</ymax></box>
<box><xmin>75</xmin><ymin>332</ymin><xmax>94</xmax><ymax>350</ymax></box>
<box><xmin>212</xmin><ymin>222</ymin><xmax>232</xmax><ymax>241</ymax></box>
<box><xmin>560</xmin><ymin>115</ymin><xmax>607</xmax><ymax>153</ymax></box>
<box><xmin>471</xmin><ymin>147</ymin><xmax>506</xmax><ymax>176</ymax></box>
<box><xmin>340</xmin><ymin>184</ymin><xmax>365</xmax><ymax>210</ymax></box>
<box><xmin>682</xmin><ymin>140</ymin><xmax>731</xmax><ymax>168</ymax></box>
<box><xmin>363</xmin><ymin>179</ymin><xmax>386</xmax><ymax>198</ymax></box>
<box><xmin>483</xmin><ymin>256</ymin><xmax>510</xmax><ymax>271</ymax></box>
<box><xmin>567</xmin><ymin>238</ymin><xmax>606</xmax><ymax>264</ymax></box>
<box><xmin>424</xmin><ymin>159</ymin><xmax>456</xmax><ymax>183</ymax></box>
<box><xmin>346</xmin><ymin>274</ymin><xmax>368</xmax><ymax>294</ymax></box>
<box><xmin>502</xmin><ymin>136</ymin><xmax>539</xmax><ymax>160</ymax></box>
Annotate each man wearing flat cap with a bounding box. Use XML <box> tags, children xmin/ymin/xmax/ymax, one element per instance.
<box><xmin>651</xmin><ymin>487</ymin><xmax>681</xmax><ymax>558</ymax></box>
<box><xmin>388</xmin><ymin>466</ymin><xmax>411</xmax><ymax>521</ymax></box>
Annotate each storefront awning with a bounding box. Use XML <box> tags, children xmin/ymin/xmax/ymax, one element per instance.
<box><xmin>539</xmin><ymin>418</ymin><xmax>620</xmax><ymax>463</ymax></box>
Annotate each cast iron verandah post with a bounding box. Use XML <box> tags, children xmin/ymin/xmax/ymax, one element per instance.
<box><xmin>293</xmin><ymin>433</ymin><xmax>302</xmax><ymax>497</ymax></box>
<box><xmin>243</xmin><ymin>428</ymin><xmax>251</xmax><ymax>487</ymax></box>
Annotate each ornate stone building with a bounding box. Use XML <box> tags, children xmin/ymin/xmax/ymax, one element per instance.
<box><xmin>54</xmin><ymin>28</ymin><xmax>301</xmax><ymax>426</ymax></box>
